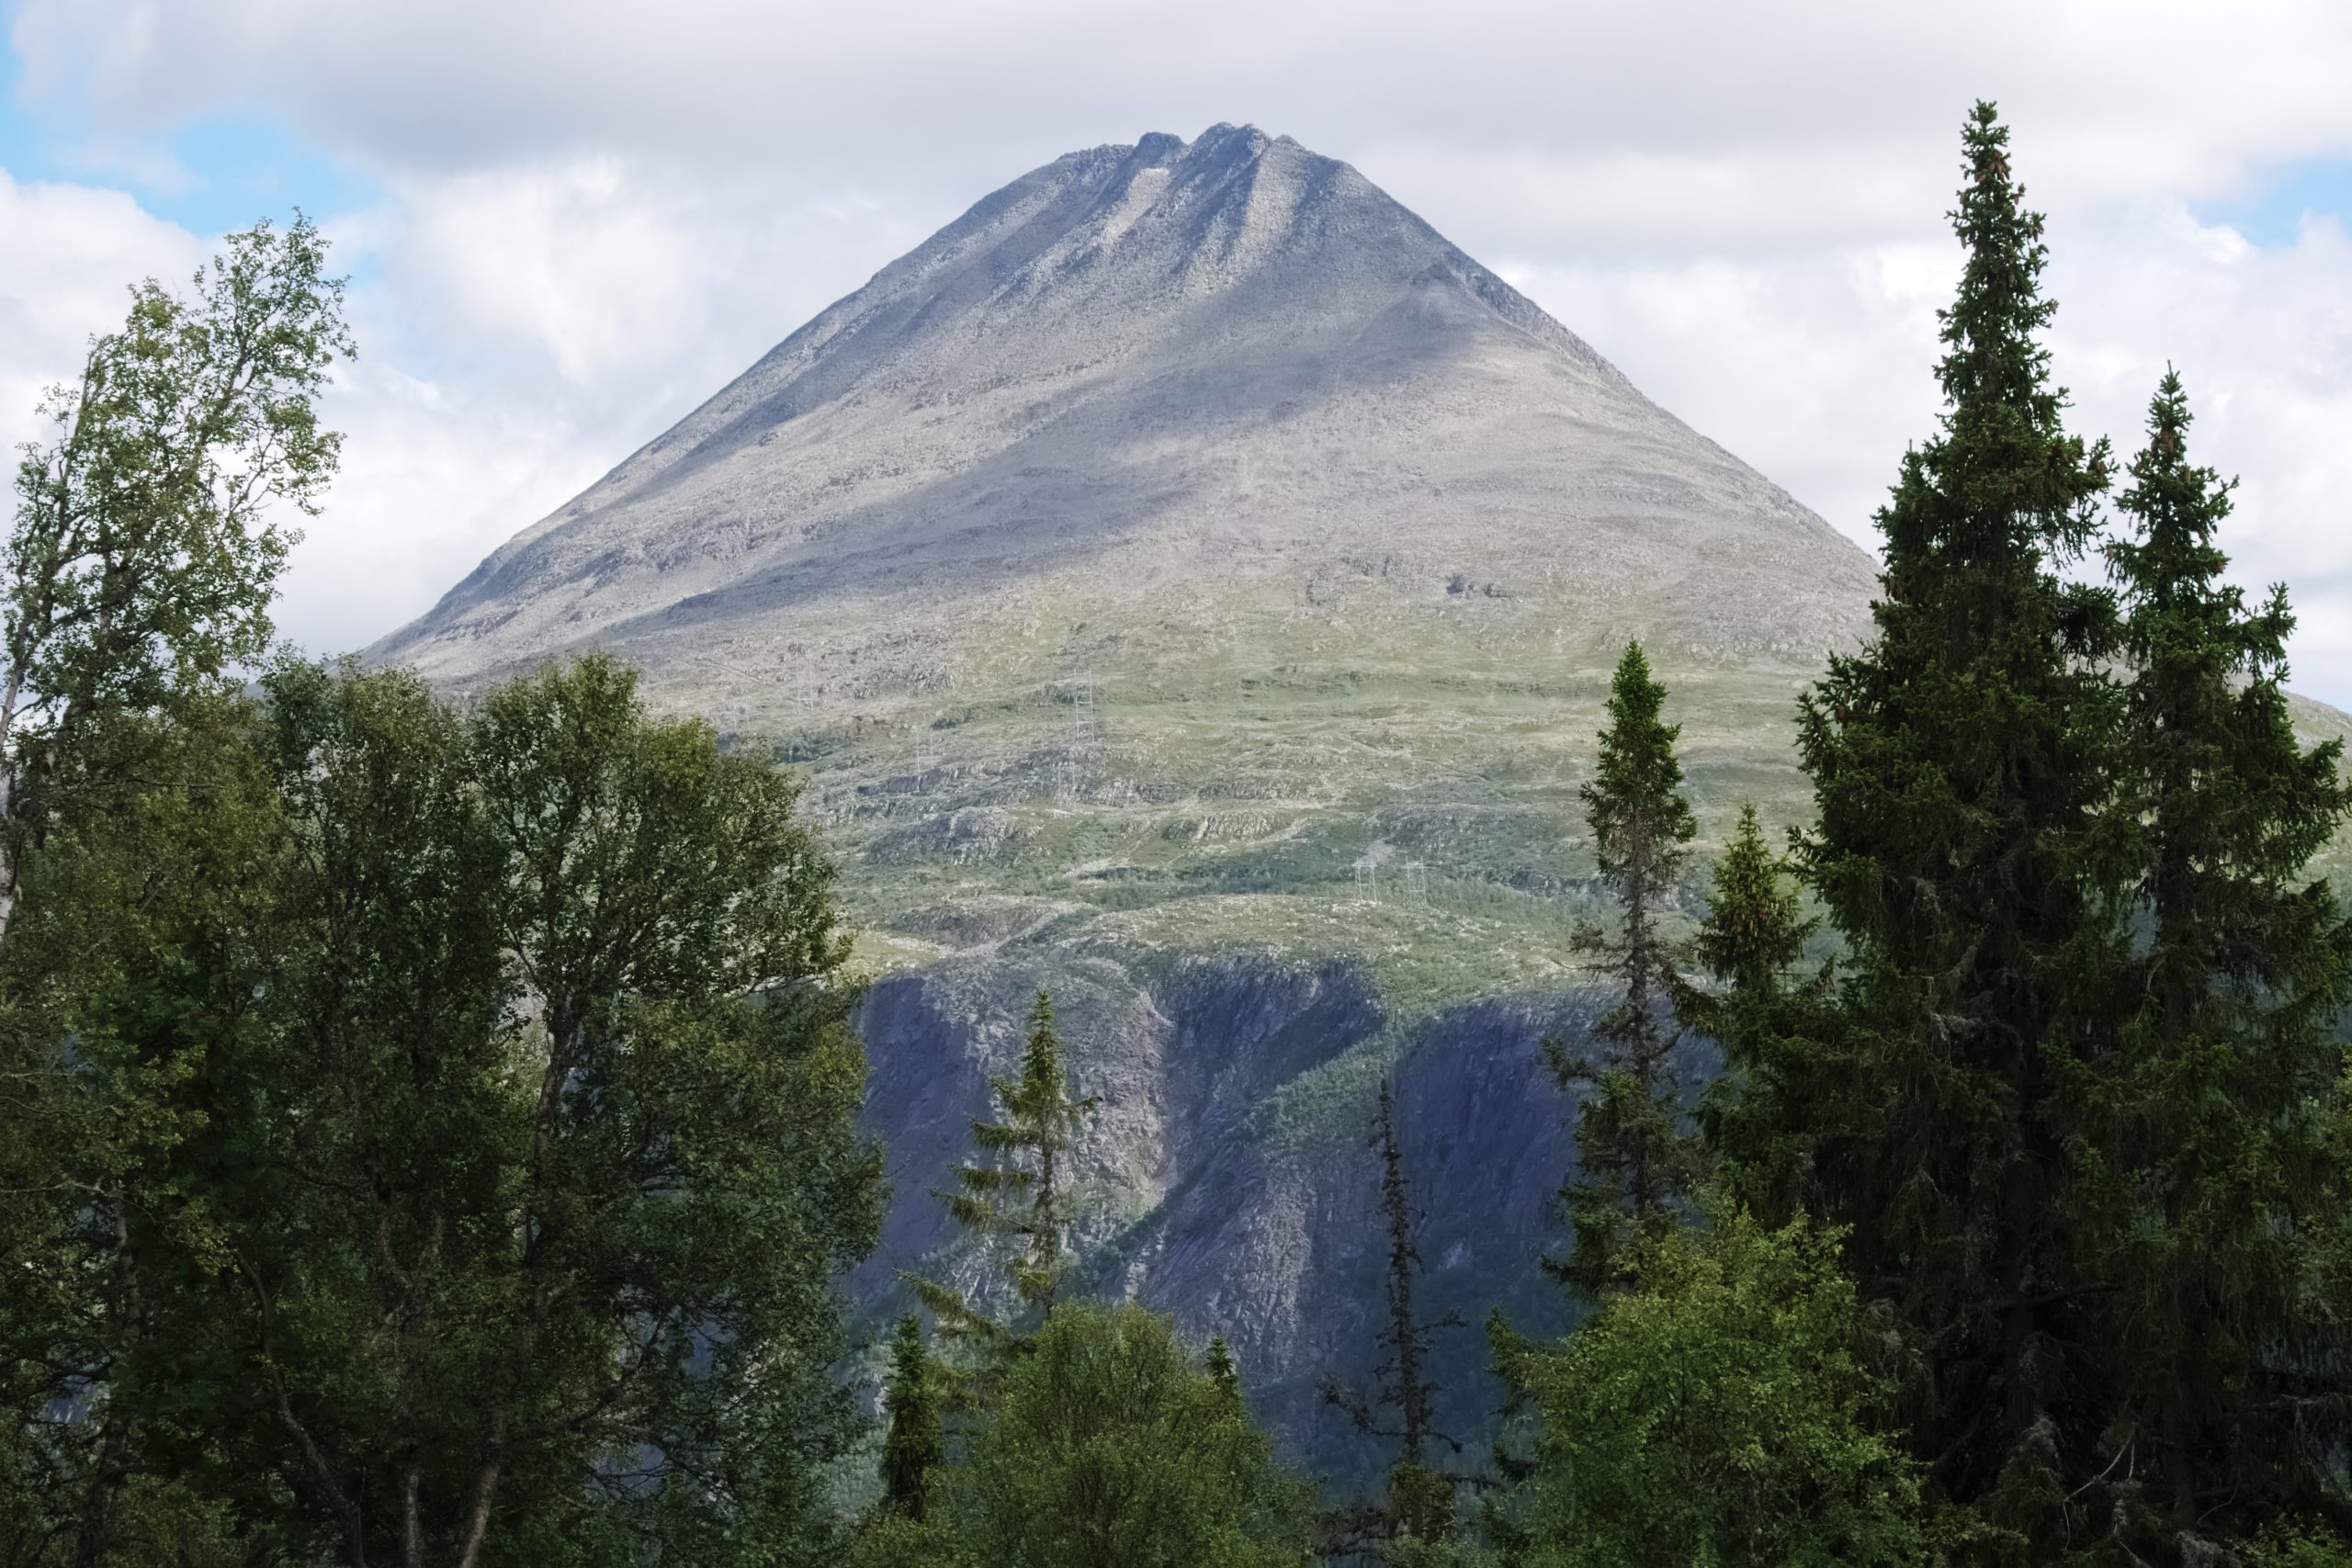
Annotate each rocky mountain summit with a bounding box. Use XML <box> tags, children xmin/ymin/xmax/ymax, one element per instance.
<box><xmin>375</xmin><ymin>122</ymin><xmax>1873</xmax><ymax>692</ymax></box>
<box><xmin>372</xmin><ymin>124</ymin><xmax>1893</xmax><ymax>1475</ymax></box>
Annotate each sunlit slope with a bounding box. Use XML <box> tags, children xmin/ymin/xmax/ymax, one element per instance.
<box><xmin>370</xmin><ymin>121</ymin><xmax>2349</xmax><ymax>1474</ymax></box>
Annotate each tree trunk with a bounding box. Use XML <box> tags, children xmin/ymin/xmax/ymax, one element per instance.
<box><xmin>454</xmin><ymin>1404</ymin><xmax>508</xmax><ymax>1568</ymax></box>
<box><xmin>1379</xmin><ymin>1079</ymin><xmax>1429</xmax><ymax>1469</ymax></box>
<box><xmin>401</xmin><ymin>1454</ymin><xmax>426</xmax><ymax>1568</ymax></box>
<box><xmin>0</xmin><ymin>665</ymin><xmax>25</xmax><ymax>956</ymax></box>
<box><xmin>72</xmin><ymin>1208</ymin><xmax>143</xmax><ymax>1568</ymax></box>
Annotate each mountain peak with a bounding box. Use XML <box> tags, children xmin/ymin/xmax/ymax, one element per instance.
<box><xmin>364</xmin><ymin>130</ymin><xmax>1883</xmax><ymax>1473</ymax></box>
<box><xmin>1187</xmin><ymin>119</ymin><xmax>1272</xmax><ymax>156</ymax></box>
<box><xmin>1127</xmin><ymin>130</ymin><xmax>1187</xmax><ymax>164</ymax></box>
<box><xmin>372</xmin><ymin>128</ymin><xmax>1872</xmax><ymax>696</ymax></box>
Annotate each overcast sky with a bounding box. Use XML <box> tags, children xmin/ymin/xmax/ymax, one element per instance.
<box><xmin>3</xmin><ymin>1</ymin><xmax>2348</xmax><ymax>699</ymax></box>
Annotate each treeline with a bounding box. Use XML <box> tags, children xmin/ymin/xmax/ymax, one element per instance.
<box><xmin>5</xmin><ymin>101</ymin><xmax>2351</xmax><ymax>1568</ymax></box>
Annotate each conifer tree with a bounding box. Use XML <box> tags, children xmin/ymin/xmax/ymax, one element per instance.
<box><xmin>1206</xmin><ymin>1337</ymin><xmax>1242</xmax><ymax>1408</ymax></box>
<box><xmin>1792</xmin><ymin>102</ymin><xmax>2123</xmax><ymax>1540</ymax></box>
<box><xmin>1547</xmin><ymin>640</ymin><xmax>1701</xmax><ymax>1295</ymax></box>
<box><xmin>910</xmin><ymin>988</ymin><xmax>1097</xmax><ymax>1339</ymax></box>
<box><xmin>880</xmin><ymin>1314</ymin><xmax>946</xmax><ymax>1521</ymax></box>
<box><xmin>1685</xmin><ymin>803</ymin><xmax>1827</xmax><ymax>1225</ymax></box>
<box><xmin>2094</xmin><ymin>369</ymin><xmax>2352</xmax><ymax>1544</ymax></box>
<box><xmin>1321</xmin><ymin>1077</ymin><xmax>1465</xmax><ymax>1546</ymax></box>
<box><xmin>1691</xmin><ymin>805</ymin><xmax>1808</xmax><ymax>1000</ymax></box>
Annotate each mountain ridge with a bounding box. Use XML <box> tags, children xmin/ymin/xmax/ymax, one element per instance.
<box><xmin>368</xmin><ymin>123</ymin><xmax>1909</xmax><ymax>1477</ymax></box>
<box><xmin>371</xmin><ymin>121</ymin><xmax>1876</xmax><ymax>694</ymax></box>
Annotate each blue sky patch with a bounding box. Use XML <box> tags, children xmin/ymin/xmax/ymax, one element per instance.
<box><xmin>2195</xmin><ymin>158</ymin><xmax>2352</xmax><ymax>248</ymax></box>
<box><xmin>0</xmin><ymin>26</ymin><xmax>380</xmax><ymax>238</ymax></box>
<box><xmin>145</xmin><ymin>118</ymin><xmax>380</xmax><ymax>236</ymax></box>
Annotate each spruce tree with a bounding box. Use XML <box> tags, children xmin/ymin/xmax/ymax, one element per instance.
<box><xmin>910</xmin><ymin>988</ymin><xmax>1097</xmax><ymax>1339</ymax></box>
<box><xmin>1686</xmin><ymin>802</ymin><xmax>1827</xmax><ymax>1226</ymax></box>
<box><xmin>1206</xmin><ymin>1337</ymin><xmax>1242</xmax><ymax>1408</ymax></box>
<box><xmin>1321</xmin><ymin>1077</ymin><xmax>1465</xmax><ymax>1546</ymax></box>
<box><xmin>2095</xmin><ymin>369</ymin><xmax>2352</xmax><ymax>1545</ymax></box>
<box><xmin>881</xmin><ymin>1314</ymin><xmax>946</xmax><ymax>1521</ymax></box>
<box><xmin>1547</xmin><ymin>640</ymin><xmax>1701</xmax><ymax>1295</ymax></box>
<box><xmin>1691</xmin><ymin>805</ymin><xmax>1809</xmax><ymax>1000</ymax></box>
<box><xmin>1792</xmin><ymin>102</ymin><xmax>2123</xmax><ymax>1542</ymax></box>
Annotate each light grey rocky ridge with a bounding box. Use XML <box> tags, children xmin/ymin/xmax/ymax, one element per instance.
<box><xmin>373</xmin><ymin>122</ymin><xmax>1876</xmax><ymax>693</ymax></box>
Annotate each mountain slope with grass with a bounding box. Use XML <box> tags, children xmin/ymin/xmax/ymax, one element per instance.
<box><xmin>370</xmin><ymin>124</ymin><xmax>2348</xmax><ymax>1478</ymax></box>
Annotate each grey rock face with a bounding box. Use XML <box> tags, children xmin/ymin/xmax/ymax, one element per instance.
<box><xmin>370</xmin><ymin>122</ymin><xmax>1876</xmax><ymax>696</ymax></box>
<box><xmin>854</xmin><ymin>946</ymin><xmax>1583</xmax><ymax>1479</ymax></box>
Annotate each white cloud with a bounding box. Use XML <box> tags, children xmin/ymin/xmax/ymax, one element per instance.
<box><xmin>274</xmin><ymin>162</ymin><xmax>941</xmax><ymax>660</ymax></box>
<box><xmin>6</xmin><ymin>0</ymin><xmax>2352</xmax><ymax>697</ymax></box>
<box><xmin>15</xmin><ymin>1</ymin><xmax>2352</xmax><ymax>201</ymax></box>
<box><xmin>260</xmin><ymin>158</ymin><xmax>947</xmax><ymax>659</ymax></box>
<box><xmin>2054</xmin><ymin>208</ymin><xmax>2352</xmax><ymax>691</ymax></box>
<box><xmin>0</xmin><ymin>168</ymin><xmax>204</xmax><ymax>456</ymax></box>
<box><xmin>1498</xmin><ymin>201</ymin><xmax>2352</xmax><ymax>696</ymax></box>
<box><xmin>0</xmin><ymin>152</ymin><xmax>941</xmax><ymax>661</ymax></box>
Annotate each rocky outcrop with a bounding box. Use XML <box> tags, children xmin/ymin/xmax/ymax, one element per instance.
<box><xmin>854</xmin><ymin>944</ymin><xmax>1591</xmax><ymax>1477</ymax></box>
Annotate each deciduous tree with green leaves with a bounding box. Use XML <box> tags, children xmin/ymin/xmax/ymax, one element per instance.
<box><xmin>0</xmin><ymin>214</ymin><xmax>351</xmax><ymax>1566</ymax></box>
<box><xmin>1498</xmin><ymin>1203</ymin><xmax>1962</xmax><ymax>1568</ymax></box>
<box><xmin>15</xmin><ymin>656</ymin><xmax>884</xmax><ymax>1568</ymax></box>
<box><xmin>0</xmin><ymin>694</ymin><xmax>288</xmax><ymax>1568</ymax></box>
<box><xmin>0</xmin><ymin>215</ymin><xmax>350</xmax><ymax>951</ymax></box>
<box><xmin>962</xmin><ymin>1303</ymin><xmax>1312</xmax><ymax>1568</ymax></box>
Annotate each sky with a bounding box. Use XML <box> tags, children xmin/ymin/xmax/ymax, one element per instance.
<box><xmin>3</xmin><ymin>1</ymin><xmax>2349</xmax><ymax>701</ymax></box>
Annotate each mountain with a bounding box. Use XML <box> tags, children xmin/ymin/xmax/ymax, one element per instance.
<box><xmin>371</xmin><ymin>124</ymin><xmax>1890</xmax><ymax>1477</ymax></box>
<box><xmin>376</xmin><ymin>122</ymin><xmax>1873</xmax><ymax>690</ymax></box>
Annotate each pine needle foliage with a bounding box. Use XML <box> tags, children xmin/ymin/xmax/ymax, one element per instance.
<box><xmin>1320</xmin><ymin>1077</ymin><xmax>1469</xmax><ymax>1549</ymax></box>
<box><xmin>1686</xmin><ymin>803</ymin><xmax>1833</xmax><ymax>1227</ymax></box>
<box><xmin>2086</xmin><ymin>369</ymin><xmax>2352</xmax><ymax>1547</ymax></box>
<box><xmin>1546</xmin><ymin>640</ymin><xmax>1702</xmax><ymax>1297</ymax></box>
<box><xmin>909</xmin><ymin>988</ymin><xmax>1097</xmax><ymax>1342</ymax></box>
<box><xmin>881</xmin><ymin>1313</ymin><xmax>947</xmax><ymax>1521</ymax></box>
<box><xmin>1791</xmin><ymin>101</ymin><xmax>2130</xmax><ymax>1543</ymax></box>
<box><xmin>1691</xmin><ymin>804</ymin><xmax>1812</xmax><ymax>999</ymax></box>
<box><xmin>1207</xmin><ymin>1337</ymin><xmax>1243</xmax><ymax>1407</ymax></box>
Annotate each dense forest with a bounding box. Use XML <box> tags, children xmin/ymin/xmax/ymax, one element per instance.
<box><xmin>4</xmin><ymin>103</ymin><xmax>2349</xmax><ymax>1567</ymax></box>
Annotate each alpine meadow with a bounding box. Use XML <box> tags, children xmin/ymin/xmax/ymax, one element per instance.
<box><xmin>6</xmin><ymin>90</ymin><xmax>2352</xmax><ymax>1568</ymax></box>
